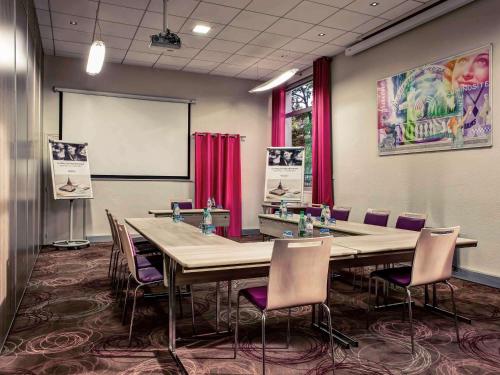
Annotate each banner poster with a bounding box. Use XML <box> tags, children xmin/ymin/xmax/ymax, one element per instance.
<box><xmin>264</xmin><ymin>147</ymin><xmax>304</xmax><ymax>203</ymax></box>
<box><xmin>49</xmin><ymin>140</ymin><xmax>93</xmax><ymax>200</ymax></box>
<box><xmin>377</xmin><ymin>45</ymin><xmax>492</xmax><ymax>155</ymax></box>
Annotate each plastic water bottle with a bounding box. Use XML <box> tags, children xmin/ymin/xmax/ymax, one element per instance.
<box><xmin>305</xmin><ymin>213</ymin><xmax>314</xmax><ymax>237</ymax></box>
<box><xmin>207</xmin><ymin>198</ymin><xmax>213</xmax><ymax>210</ymax></box>
<box><xmin>211</xmin><ymin>197</ymin><xmax>216</xmax><ymax>208</ymax></box>
<box><xmin>283</xmin><ymin>230</ymin><xmax>294</xmax><ymax>239</ymax></box>
<box><xmin>320</xmin><ymin>204</ymin><xmax>327</xmax><ymax>224</ymax></box>
<box><xmin>324</xmin><ymin>205</ymin><xmax>331</xmax><ymax>223</ymax></box>
<box><xmin>173</xmin><ymin>203</ymin><xmax>181</xmax><ymax>223</ymax></box>
<box><xmin>298</xmin><ymin>211</ymin><xmax>306</xmax><ymax>237</ymax></box>
<box><xmin>280</xmin><ymin>200</ymin><xmax>287</xmax><ymax>218</ymax></box>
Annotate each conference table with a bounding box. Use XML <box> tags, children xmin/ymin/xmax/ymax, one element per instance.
<box><xmin>149</xmin><ymin>208</ymin><xmax>230</xmax><ymax>235</ymax></box>
<box><xmin>125</xmin><ymin>216</ymin><xmax>477</xmax><ymax>374</ymax></box>
<box><xmin>261</xmin><ymin>202</ymin><xmax>310</xmax><ymax>214</ymax></box>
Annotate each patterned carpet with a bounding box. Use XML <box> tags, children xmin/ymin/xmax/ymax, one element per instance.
<box><xmin>0</xmin><ymin>240</ymin><xmax>499</xmax><ymax>374</ymax></box>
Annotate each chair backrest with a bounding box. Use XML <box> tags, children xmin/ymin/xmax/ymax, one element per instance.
<box><xmin>306</xmin><ymin>206</ymin><xmax>322</xmax><ymax>217</ymax></box>
<box><xmin>170</xmin><ymin>198</ymin><xmax>193</xmax><ymax>210</ymax></box>
<box><xmin>332</xmin><ymin>206</ymin><xmax>351</xmax><ymax>221</ymax></box>
<box><xmin>266</xmin><ymin>237</ymin><xmax>333</xmax><ymax>310</ymax></box>
<box><xmin>105</xmin><ymin>209</ymin><xmax>119</xmax><ymax>248</ymax></box>
<box><xmin>116</xmin><ymin>223</ymin><xmax>138</xmax><ymax>279</ymax></box>
<box><xmin>364</xmin><ymin>208</ymin><xmax>390</xmax><ymax>227</ymax></box>
<box><xmin>410</xmin><ymin>227</ymin><xmax>459</xmax><ymax>287</ymax></box>
<box><xmin>396</xmin><ymin>212</ymin><xmax>427</xmax><ymax>232</ymax></box>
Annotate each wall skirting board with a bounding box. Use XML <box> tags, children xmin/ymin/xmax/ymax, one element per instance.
<box><xmin>453</xmin><ymin>267</ymin><xmax>500</xmax><ymax>289</ymax></box>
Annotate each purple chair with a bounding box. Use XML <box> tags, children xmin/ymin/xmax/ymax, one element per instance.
<box><xmin>170</xmin><ymin>199</ymin><xmax>193</xmax><ymax>210</ymax></box>
<box><xmin>395</xmin><ymin>212</ymin><xmax>427</xmax><ymax>232</ymax></box>
<box><xmin>368</xmin><ymin>227</ymin><xmax>460</xmax><ymax>353</ymax></box>
<box><xmin>306</xmin><ymin>206</ymin><xmax>322</xmax><ymax>217</ymax></box>
<box><xmin>332</xmin><ymin>206</ymin><xmax>351</xmax><ymax>221</ymax></box>
<box><xmin>234</xmin><ymin>237</ymin><xmax>335</xmax><ymax>374</ymax></box>
<box><xmin>364</xmin><ymin>209</ymin><xmax>390</xmax><ymax>227</ymax></box>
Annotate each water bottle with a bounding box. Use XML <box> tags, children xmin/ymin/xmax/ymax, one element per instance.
<box><xmin>207</xmin><ymin>198</ymin><xmax>213</xmax><ymax>210</ymax></box>
<box><xmin>324</xmin><ymin>205</ymin><xmax>331</xmax><ymax>224</ymax></box>
<box><xmin>298</xmin><ymin>211</ymin><xmax>306</xmax><ymax>237</ymax></box>
<box><xmin>305</xmin><ymin>213</ymin><xmax>314</xmax><ymax>237</ymax></box>
<box><xmin>280</xmin><ymin>200</ymin><xmax>287</xmax><ymax>218</ymax></box>
<box><xmin>202</xmin><ymin>208</ymin><xmax>213</xmax><ymax>234</ymax></box>
<box><xmin>173</xmin><ymin>203</ymin><xmax>181</xmax><ymax>223</ymax></box>
<box><xmin>211</xmin><ymin>197</ymin><xmax>216</xmax><ymax>209</ymax></box>
<box><xmin>320</xmin><ymin>204</ymin><xmax>327</xmax><ymax>224</ymax></box>
<box><xmin>283</xmin><ymin>230</ymin><xmax>293</xmax><ymax>239</ymax></box>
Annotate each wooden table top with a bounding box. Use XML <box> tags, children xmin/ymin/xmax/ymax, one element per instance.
<box><xmin>259</xmin><ymin>213</ymin><xmax>407</xmax><ymax>236</ymax></box>
<box><xmin>149</xmin><ymin>208</ymin><xmax>230</xmax><ymax>215</ymax></box>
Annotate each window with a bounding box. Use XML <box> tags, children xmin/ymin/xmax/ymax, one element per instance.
<box><xmin>285</xmin><ymin>80</ymin><xmax>312</xmax><ymax>188</ymax></box>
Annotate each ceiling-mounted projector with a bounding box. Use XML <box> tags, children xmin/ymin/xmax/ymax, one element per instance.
<box><xmin>150</xmin><ymin>0</ymin><xmax>181</xmax><ymax>49</ymax></box>
<box><xmin>150</xmin><ymin>30</ymin><xmax>181</xmax><ymax>49</ymax></box>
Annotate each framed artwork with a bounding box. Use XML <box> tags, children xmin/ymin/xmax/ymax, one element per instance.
<box><xmin>377</xmin><ymin>45</ymin><xmax>492</xmax><ymax>155</ymax></box>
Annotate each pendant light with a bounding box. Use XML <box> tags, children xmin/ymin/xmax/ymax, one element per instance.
<box><xmin>86</xmin><ymin>1</ymin><xmax>105</xmax><ymax>76</ymax></box>
<box><xmin>249</xmin><ymin>69</ymin><xmax>299</xmax><ymax>93</ymax></box>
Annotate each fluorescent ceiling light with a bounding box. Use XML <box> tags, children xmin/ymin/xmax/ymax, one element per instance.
<box><xmin>86</xmin><ymin>40</ymin><xmax>106</xmax><ymax>76</ymax></box>
<box><xmin>193</xmin><ymin>25</ymin><xmax>211</xmax><ymax>34</ymax></box>
<box><xmin>249</xmin><ymin>69</ymin><xmax>299</xmax><ymax>93</ymax></box>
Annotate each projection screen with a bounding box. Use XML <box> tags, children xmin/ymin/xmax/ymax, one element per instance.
<box><xmin>59</xmin><ymin>90</ymin><xmax>191</xmax><ymax>179</ymax></box>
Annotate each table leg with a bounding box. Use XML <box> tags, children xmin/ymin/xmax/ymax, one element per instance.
<box><xmin>423</xmin><ymin>282</ymin><xmax>471</xmax><ymax>324</ymax></box>
<box><xmin>168</xmin><ymin>259</ymin><xmax>188</xmax><ymax>374</ymax></box>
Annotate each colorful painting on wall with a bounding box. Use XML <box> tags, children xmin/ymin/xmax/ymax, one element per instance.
<box><xmin>377</xmin><ymin>45</ymin><xmax>492</xmax><ymax>155</ymax></box>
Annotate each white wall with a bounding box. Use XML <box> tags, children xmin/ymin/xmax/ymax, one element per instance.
<box><xmin>332</xmin><ymin>0</ymin><xmax>500</xmax><ymax>277</ymax></box>
<box><xmin>43</xmin><ymin>56</ymin><xmax>270</xmax><ymax>243</ymax></box>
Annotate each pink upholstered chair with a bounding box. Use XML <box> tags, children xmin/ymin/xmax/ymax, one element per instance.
<box><xmin>332</xmin><ymin>206</ymin><xmax>351</xmax><ymax>221</ymax></box>
<box><xmin>367</xmin><ymin>227</ymin><xmax>460</xmax><ymax>353</ymax></box>
<box><xmin>234</xmin><ymin>237</ymin><xmax>335</xmax><ymax>374</ymax></box>
<box><xmin>364</xmin><ymin>208</ymin><xmax>390</xmax><ymax>227</ymax></box>
<box><xmin>395</xmin><ymin>212</ymin><xmax>427</xmax><ymax>232</ymax></box>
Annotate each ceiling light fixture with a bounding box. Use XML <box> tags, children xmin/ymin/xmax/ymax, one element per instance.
<box><xmin>69</xmin><ymin>20</ymin><xmax>78</xmax><ymax>25</ymax></box>
<box><xmin>193</xmin><ymin>24</ymin><xmax>211</xmax><ymax>34</ymax></box>
<box><xmin>86</xmin><ymin>40</ymin><xmax>105</xmax><ymax>75</ymax></box>
<box><xmin>370</xmin><ymin>2</ymin><xmax>379</xmax><ymax>6</ymax></box>
<box><xmin>318</xmin><ymin>32</ymin><xmax>326</xmax><ymax>36</ymax></box>
<box><xmin>249</xmin><ymin>69</ymin><xmax>299</xmax><ymax>93</ymax></box>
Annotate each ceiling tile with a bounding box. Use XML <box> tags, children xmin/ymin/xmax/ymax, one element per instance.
<box><xmin>38</xmin><ymin>24</ymin><xmax>53</xmax><ymax>39</ymax></box>
<box><xmin>34</xmin><ymin>0</ymin><xmax>49</xmax><ymax>10</ymax></box>
<box><xmin>229</xmin><ymin>10</ymin><xmax>278</xmax><ymax>31</ymax></box>
<box><xmin>183</xmin><ymin>66</ymin><xmax>213</xmax><ymax>74</ymax></box>
<box><xmin>353</xmin><ymin>16</ymin><xmax>387</xmax><ymax>33</ymax></box>
<box><xmin>124</xmin><ymin>59</ymin><xmax>156</xmax><ymax>67</ymax></box>
<box><xmin>141</xmin><ymin>12</ymin><xmax>186</xmax><ymax>32</ymax></box>
<box><xmin>101</xmin><ymin>0</ymin><xmax>150</xmax><ymax>10</ymax></box>
<box><xmin>238</xmin><ymin>66</ymin><xmax>275</xmax><ymax>79</ymax></box>
<box><xmin>224</xmin><ymin>54</ymin><xmax>260</xmax><ymax>67</ymax></box>
<box><xmin>346</xmin><ymin>0</ymin><xmax>406</xmax><ymax>16</ymax></box>
<box><xmin>99</xmin><ymin>20</ymin><xmax>138</xmax><ymax>38</ymax></box>
<box><xmin>53</xmin><ymin>27</ymin><xmax>92</xmax><ymax>43</ymax></box>
<box><xmin>195</xmin><ymin>49</ymin><xmax>232</xmax><ymax>62</ymax></box>
<box><xmin>124</xmin><ymin>50</ymin><xmax>159</xmax><ymax>65</ymax></box>
<box><xmin>266</xmin><ymin>18</ymin><xmax>313</xmax><ymax>38</ymax></box>
<box><xmin>205</xmin><ymin>39</ymin><xmax>245</xmax><ymax>53</ymax></box>
<box><xmin>299</xmin><ymin>25</ymin><xmax>345</xmax><ymax>42</ymax></box>
<box><xmin>246</xmin><ymin>0</ymin><xmax>302</xmax><ymax>16</ymax></box>
<box><xmin>216</xmin><ymin>26</ymin><xmax>260</xmax><ymax>43</ymax></box>
<box><xmin>148</xmin><ymin>0</ymin><xmax>199</xmax><ymax>16</ymax></box>
<box><xmin>177</xmin><ymin>33</ymin><xmax>211</xmax><ymax>49</ymax></box>
<box><xmin>41</xmin><ymin>38</ymin><xmax>54</xmax><ymax>50</ymax></box>
<box><xmin>51</xmin><ymin>12</ymin><xmax>95</xmax><ymax>33</ymax></box>
<box><xmin>190</xmin><ymin>2</ymin><xmax>240</xmax><ymax>24</ymax></box>
<box><xmin>155</xmin><ymin>64</ymin><xmax>184</xmax><ymax>71</ymax></box>
<box><xmin>320</xmin><ymin>9</ymin><xmax>372</xmax><ymax>30</ymax></box>
<box><xmin>36</xmin><ymin>9</ymin><xmax>51</xmax><ymax>25</ymax></box>
<box><xmin>309</xmin><ymin>0</ymin><xmax>352</xmax><ymax>6</ymax></box>
<box><xmin>310</xmin><ymin>43</ymin><xmax>344</xmax><ymax>56</ymax></box>
<box><xmin>155</xmin><ymin>54</ymin><xmax>191</xmax><ymax>67</ymax></box>
<box><xmin>54</xmin><ymin>40</ymin><xmax>89</xmax><ymax>55</ymax></box>
<box><xmin>134</xmin><ymin>26</ymin><xmax>158</xmax><ymax>41</ymax></box>
<box><xmin>266</xmin><ymin>49</ymin><xmax>303</xmax><ymax>62</ymax></box>
<box><xmin>105</xmin><ymin>47</ymin><xmax>128</xmax><ymax>60</ymax></box>
<box><xmin>284</xmin><ymin>1</ymin><xmax>338</xmax><ymax>24</ymax></box>
<box><xmin>179</xmin><ymin>19</ymin><xmax>225</xmax><ymax>37</ymax></box>
<box><xmin>57</xmin><ymin>50</ymin><xmax>85</xmax><ymax>59</ymax></box>
<box><xmin>281</xmin><ymin>38</ymin><xmax>324</xmax><ymax>53</ymax></box>
<box><xmin>236</xmin><ymin>44</ymin><xmax>275</xmax><ymax>58</ymax></box>
<box><xmin>129</xmin><ymin>39</ymin><xmax>165</xmax><ymax>54</ymax></box>
<box><xmin>381</xmin><ymin>0</ymin><xmax>422</xmax><ymax>20</ymax></box>
<box><xmin>293</xmin><ymin>53</ymin><xmax>319</xmax><ymax>64</ymax></box>
<box><xmin>250</xmin><ymin>32</ymin><xmax>292</xmax><ymax>49</ymax></box>
<box><xmin>50</xmin><ymin>0</ymin><xmax>98</xmax><ymax>18</ymax></box>
<box><xmin>185</xmin><ymin>59</ymin><xmax>219</xmax><ymax>70</ymax></box>
<box><xmin>331</xmin><ymin>31</ymin><xmax>360</xmax><ymax>46</ymax></box>
<box><xmin>211</xmin><ymin>63</ymin><xmax>246</xmax><ymax>76</ymax></box>
<box><xmin>98</xmin><ymin>3</ymin><xmax>144</xmax><ymax>25</ymax></box>
<box><xmin>200</xmin><ymin>0</ymin><xmax>252</xmax><ymax>8</ymax></box>
<box><xmin>162</xmin><ymin>46</ymin><xmax>201</xmax><ymax>58</ymax></box>
<box><xmin>253</xmin><ymin>58</ymin><xmax>287</xmax><ymax>70</ymax></box>
<box><xmin>280</xmin><ymin>61</ymin><xmax>310</xmax><ymax>71</ymax></box>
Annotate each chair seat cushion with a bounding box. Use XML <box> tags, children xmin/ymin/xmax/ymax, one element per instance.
<box><xmin>137</xmin><ymin>266</ymin><xmax>163</xmax><ymax>283</ymax></box>
<box><xmin>136</xmin><ymin>254</ymin><xmax>162</xmax><ymax>269</ymax></box>
<box><xmin>371</xmin><ymin>266</ymin><xmax>412</xmax><ymax>287</ymax></box>
<box><xmin>241</xmin><ymin>286</ymin><xmax>268</xmax><ymax>310</ymax></box>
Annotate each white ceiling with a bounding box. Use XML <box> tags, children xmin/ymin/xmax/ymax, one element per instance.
<box><xmin>36</xmin><ymin>0</ymin><xmax>433</xmax><ymax>80</ymax></box>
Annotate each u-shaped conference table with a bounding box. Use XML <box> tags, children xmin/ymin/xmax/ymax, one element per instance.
<box><xmin>125</xmin><ymin>213</ymin><xmax>477</xmax><ymax>374</ymax></box>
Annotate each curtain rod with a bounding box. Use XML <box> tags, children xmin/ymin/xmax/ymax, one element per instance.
<box><xmin>192</xmin><ymin>133</ymin><xmax>246</xmax><ymax>141</ymax></box>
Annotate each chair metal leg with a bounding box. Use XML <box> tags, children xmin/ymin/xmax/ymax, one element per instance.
<box><xmin>406</xmin><ymin>288</ymin><xmax>414</xmax><ymax>354</ymax></box>
<box><xmin>321</xmin><ymin>303</ymin><xmax>335</xmax><ymax>374</ymax></box>
<box><xmin>122</xmin><ymin>274</ymin><xmax>132</xmax><ymax>324</ymax></box>
<box><xmin>286</xmin><ymin>308</ymin><xmax>291</xmax><ymax>348</ymax></box>
<box><xmin>128</xmin><ymin>285</ymin><xmax>141</xmax><ymax>346</ymax></box>
<box><xmin>366</xmin><ymin>277</ymin><xmax>372</xmax><ymax>329</ymax></box>
<box><xmin>216</xmin><ymin>282</ymin><xmax>221</xmax><ymax>333</ymax></box>
<box><xmin>234</xmin><ymin>293</ymin><xmax>241</xmax><ymax>359</ymax></box>
<box><xmin>444</xmin><ymin>280</ymin><xmax>460</xmax><ymax>343</ymax></box>
<box><xmin>108</xmin><ymin>246</ymin><xmax>116</xmax><ymax>277</ymax></box>
<box><xmin>262</xmin><ymin>311</ymin><xmax>267</xmax><ymax>375</ymax></box>
<box><xmin>227</xmin><ymin>280</ymin><xmax>232</xmax><ymax>331</ymax></box>
<box><xmin>190</xmin><ymin>285</ymin><xmax>196</xmax><ymax>335</ymax></box>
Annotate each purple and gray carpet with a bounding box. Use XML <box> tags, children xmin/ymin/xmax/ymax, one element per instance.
<box><xmin>0</xmin><ymin>241</ymin><xmax>499</xmax><ymax>374</ymax></box>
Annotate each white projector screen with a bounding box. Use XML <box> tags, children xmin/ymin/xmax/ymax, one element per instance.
<box><xmin>60</xmin><ymin>91</ymin><xmax>190</xmax><ymax>179</ymax></box>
